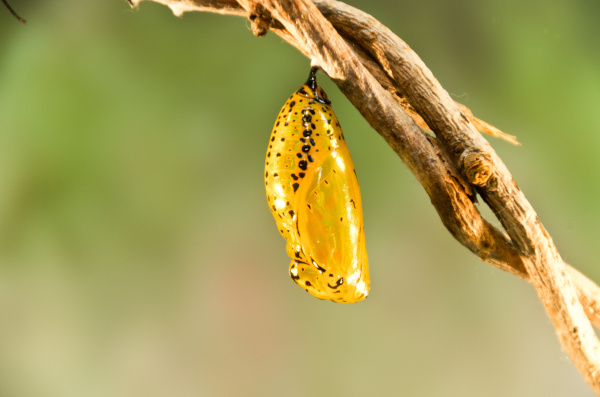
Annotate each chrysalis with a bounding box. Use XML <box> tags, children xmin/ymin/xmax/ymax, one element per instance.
<box><xmin>264</xmin><ymin>68</ymin><xmax>370</xmax><ymax>303</ymax></box>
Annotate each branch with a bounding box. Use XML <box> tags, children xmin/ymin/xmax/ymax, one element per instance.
<box><xmin>131</xmin><ymin>0</ymin><xmax>600</xmax><ymax>392</ymax></box>
<box><xmin>2</xmin><ymin>0</ymin><xmax>26</xmax><ymax>23</ymax></box>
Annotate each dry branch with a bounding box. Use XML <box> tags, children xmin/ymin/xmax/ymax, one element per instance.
<box><xmin>2</xmin><ymin>0</ymin><xmax>26</xmax><ymax>23</ymax></box>
<box><xmin>131</xmin><ymin>0</ymin><xmax>600</xmax><ymax>393</ymax></box>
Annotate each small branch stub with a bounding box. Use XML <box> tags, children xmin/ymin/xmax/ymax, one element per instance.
<box><xmin>461</xmin><ymin>149</ymin><xmax>494</xmax><ymax>186</ymax></box>
<box><xmin>248</xmin><ymin>3</ymin><xmax>271</xmax><ymax>37</ymax></box>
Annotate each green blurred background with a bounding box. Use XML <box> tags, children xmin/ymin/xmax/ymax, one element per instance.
<box><xmin>0</xmin><ymin>0</ymin><xmax>599</xmax><ymax>396</ymax></box>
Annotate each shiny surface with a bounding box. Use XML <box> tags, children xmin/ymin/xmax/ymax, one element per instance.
<box><xmin>264</xmin><ymin>70</ymin><xmax>369</xmax><ymax>303</ymax></box>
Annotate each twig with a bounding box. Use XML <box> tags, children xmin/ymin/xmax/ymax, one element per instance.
<box><xmin>130</xmin><ymin>0</ymin><xmax>600</xmax><ymax>393</ymax></box>
<box><xmin>2</xmin><ymin>0</ymin><xmax>26</xmax><ymax>23</ymax></box>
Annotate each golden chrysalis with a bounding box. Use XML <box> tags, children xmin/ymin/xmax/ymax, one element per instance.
<box><xmin>264</xmin><ymin>68</ymin><xmax>369</xmax><ymax>303</ymax></box>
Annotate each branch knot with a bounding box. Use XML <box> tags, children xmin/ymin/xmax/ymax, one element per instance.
<box><xmin>248</xmin><ymin>3</ymin><xmax>272</xmax><ymax>37</ymax></box>
<box><xmin>461</xmin><ymin>149</ymin><xmax>494</xmax><ymax>187</ymax></box>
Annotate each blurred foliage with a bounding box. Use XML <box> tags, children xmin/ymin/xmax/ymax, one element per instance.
<box><xmin>0</xmin><ymin>0</ymin><xmax>598</xmax><ymax>396</ymax></box>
